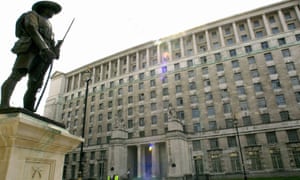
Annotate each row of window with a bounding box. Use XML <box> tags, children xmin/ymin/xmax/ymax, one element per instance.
<box><xmin>192</xmin><ymin>129</ymin><xmax>300</xmax><ymax>151</ymax></box>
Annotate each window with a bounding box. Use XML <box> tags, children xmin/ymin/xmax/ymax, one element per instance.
<box><xmin>150</xmin><ymin>103</ymin><xmax>157</xmax><ymax>111</ymax></box>
<box><xmin>232</xmin><ymin>60</ymin><xmax>239</xmax><ymax>68</ymax></box>
<box><xmin>281</xmin><ymin>49</ymin><xmax>291</xmax><ymax>57</ymax></box>
<box><xmin>296</xmin><ymin>92</ymin><xmax>300</xmax><ymax>103</ymax></box>
<box><xmin>139</xmin><ymin>118</ymin><xmax>145</xmax><ymax>126</ymax></box>
<box><xmin>190</xmin><ymin>95</ymin><xmax>198</xmax><ymax>104</ymax></box>
<box><xmin>264</xmin><ymin>53</ymin><xmax>273</xmax><ymax>61</ymax></box>
<box><xmin>229</xmin><ymin>49</ymin><xmax>237</xmax><ymax>57</ymax></box>
<box><xmin>241</xmin><ymin>34</ymin><xmax>248</xmax><ymax>42</ymax></box>
<box><xmin>176</xmin><ymin>97</ymin><xmax>184</xmax><ymax>106</ymax></box>
<box><xmin>175</xmin><ymin>85</ymin><xmax>182</xmax><ymax>93</ymax></box>
<box><xmin>218</xmin><ymin>76</ymin><xmax>226</xmax><ymax>84</ymax></box>
<box><xmin>216</xmin><ymin>64</ymin><xmax>224</xmax><ymax>72</ymax></box>
<box><xmin>230</xmin><ymin>155</ymin><xmax>242</xmax><ymax>172</ymax></box>
<box><xmin>271</xmin><ymin>151</ymin><xmax>284</xmax><ymax>169</ymax></box>
<box><xmin>257</xmin><ymin>97</ymin><xmax>267</xmax><ymax>108</ymax></box>
<box><xmin>239</xmin><ymin>24</ymin><xmax>245</xmax><ymax>31</ymax></box>
<box><xmin>246</xmin><ymin>134</ymin><xmax>257</xmax><ymax>146</ymax></box>
<box><xmin>261</xmin><ymin>41</ymin><xmax>269</xmax><ymax>49</ymax></box>
<box><xmin>234</xmin><ymin>73</ymin><xmax>242</xmax><ymax>81</ymax></box>
<box><xmin>150</xmin><ymin>79</ymin><xmax>156</xmax><ymax>87</ymax></box>
<box><xmin>151</xmin><ymin>115</ymin><xmax>157</xmax><ymax>124</ymax></box>
<box><xmin>128</xmin><ymin>119</ymin><xmax>133</xmax><ymax>128</ymax></box>
<box><xmin>189</xmin><ymin>82</ymin><xmax>196</xmax><ymax>90</ymax></box>
<box><xmin>248</xmin><ymin>151</ymin><xmax>262</xmax><ymax>170</ymax></box>
<box><xmin>293</xmin><ymin>150</ymin><xmax>300</xmax><ymax>168</ymax></box>
<box><xmin>205</xmin><ymin>92</ymin><xmax>213</xmax><ymax>101</ymax></box>
<box><xmin>200</xmin><ymin>56</ymin><xmax>207</xmax><ymax>64</ymax></box>
<box><xmin>162</xmin><ymin>88</ymin><xmax>169</xmax><ymax>96</ymax></box>
<box><xmin>220</xmin><ymin>89</ymin><xmax>229</xmax><ymax>98</ymax></box>
<box><xmin>248</xmin><ymin>56</ymin><xmax>256</xmax><ymax>64</ymax></box>
<box><xmin>278</xmin><ymin>38</ymin><xmax>286</xmax><ymax>46</ymax></box>
<box><xmin>288</xmin><ymin>23</ymin><xmax>296</xmax><ymax>30</ymax></box>
<box><xmin>287</xmin><ymin>129</ymin><xmax>299</xmax><ymax>142</ymax></box>
<box><xmin>214</xmin><ymin>52</ymin><xmax>222</xmax><ymax>61</ymax></box>
<box><xmin>174</xmin><ymin>73</ymin><xmax>181</xmax><ymax>80</ymax></box>
<box><xmin>225</xmin><ymin>119</ymin><xmax>234</xmax><ymax>128</ymax></box>
<box><xmin>223</xmin><ymin>103</ymin><xmax>231</xmax><ymax>113</ymax></box>
<box><xmin>245</xmin><ymin>45</ymin><xmax>252</xmax><ymax>53</ymax></box>
<box><xmin>139</xmin><ymin>82</ymin><xmax>144</xmax><ymax>89</ymax></box>
<box><xmin>260</xmin><ymin>113</ymin><xmax>270</xmax><ymax>124</ymax></box>
<box><xmin>268</xmin><ymin>66</ymin><xmax>277</xmax><ymax>74</ymax></box>
<box><xmin>207</xmin><ymin>106</ymin><xmax>215</xmax><ymax>116</ymax></box>
<box><xmin>280</xmin><ymin>111</ymin><xmax>290</xmax><ymax>121</ymax></box>
<box><xmin>209</xmin><ymin>138</ymin><xmax>219</xmax><ymax>149</ymax></box>
<box><xmin>255</xmin><ymin>31</ymin><xmax>264</xmax><ymax>38</ymax></box>
<box><xmin>254</xmin><ymin>82</ymin><xmax>263</xmax><ymax>92</ymax></box>
<box><xmin>243</xmin><ymin>116</ymin><xmax>252</xmax><ymax>126</ymax></box>
<box><xmin>188</xmin><ymin>70</ymin><xmax>195</xmax><ymax>78</ymax></box>
<box><xmin>251</xmin><ymin>69</ymin><xmax>260</xmax><ymax>78</ymax></box>
<box><xmin>208</xmin><ymin>121</ymin><xmax>217</xmax><ymax>130</ymax></box>
<box><xmin>193</xmin><ymin>123</ymin><xmax>201</xmax><ymax>132</ymax></box>
<box><xmin>240</xmin><ymin>100</ymin><xmax>249</xmax><ymax>111</ymax></box>
<box><xmin>271</xmin><ymin>79</ymin><xmax>281</xmax><ymax>89</ymax></box>
<box><xmin>150</xmin><ymin>69</ymin><xmax>156</xmax><ymax>76</ymax></box>
<box><xmin>150</xmin><ymin>91</ymin><xmax>156</xmax><ymax>99</ymax></box>
<box><xmin>291</xmin><ymin>76</ymin><xmax>300</xmax><ymax>86</ymax></box>
<box><xmin>174</xmin><ymin>63</ymin><xmax>180</xmax><ymax>70</ymax></box>
<box><xmin>202</xmin><ymin>67</ymin><xmax>208</xmax><ymax>74</ymax></box>
<box><xmin>272</xmin><ymin>27</ymin><xmax>280</xmax><ymax>34</ymax></box>
<box><xmin>275</xmin><ymin>94</ymin><xmax>286</xmax><ymax>106</ymax></box>
<box><xmin>266</xmin><ymin>131</ymin><xmax>277</xmax><ymax>144</ymax></box>
<box><xmin>204</xmin><ymin>79</ymin><xmax>211</xmax><ymax>87</ymax></box>
<box><xmin>192</xmin><ymin>140</ymin><xmax>201</xmax><ymax>151</ymax></box>
<box><xmin>286</xmin><ymin>62</ymin><xmax>296</xmax><ymax>71</ymax></box>
<box><xmin>227</xmin><ymin>136</ymin><xmax>237</xmax><ymax>147</ymax></box>
<box><xmin>296</xmin><ymin>34</ymin><xmax>300</xmax><ymax>41</ymax></box>
<box><xmin>192</xmin><ymin>108</ymin><xmax>200</xmax><ymax>118</ymax></box>
<box><xmin>269</xmin><ymin>16</ymin><xmax>275</xmax><ymax>23</ymax></box>
<box><xmin>211</xmin><ymin>155</ymin><xmax>222</xmax><ymax>172</ymax></box>
<box><xmin>187</xmin><ymin>59</ymin><xmax>193</xmax><ymax>67</ymax></box>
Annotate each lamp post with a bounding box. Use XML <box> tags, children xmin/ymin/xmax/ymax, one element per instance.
<box><xmin>78</xmin><ymin>70</ymin><xmax>91</xmax><ymax>180</ymax></box>
<box><xmin>234</xmin><ymin>118</ymin><xmax>248</xmax><ymax>180</ymax></box>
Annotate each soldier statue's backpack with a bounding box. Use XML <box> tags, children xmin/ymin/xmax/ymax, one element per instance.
<box><xmin>15</xmin><ymin>12</ymin><xmax>30</xmax><ymax>37</ymax></box>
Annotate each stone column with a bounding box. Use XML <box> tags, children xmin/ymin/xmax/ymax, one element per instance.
<box><xmin>137</xmin><ymin>145</ymin><xmax>142</xmax><ymax>178</ymax></box>
<box><xmin>295</xmin><ymin>5</ymin><xmax>300</xmax><ymax>22</ymax></box>
<box><xmin>278</xmin><ymin>9</ymin><xmax>288</xmax><ymax>32</ymax></box>
<box><xmin>262</xmin><ymin>14</ymin><xmax>271</xmax><ymax>36</ymax></box>
<box><xmin>205</xmin><ymin>30</ymin><xmax>211</xmax><ymax>51</ymax></box>
<box><xmin>232</xmin><ymin>22</ymin><xmax>240</xmax><ymax>43</ymax></box>
<box><xmin>192</xmin><ymin>33</ymin><xmax>198</xmax><ymax>54</ymax></box>
<box><xmin>247</xmin><ymin>18</ymin><xmax>255</xmax><ymax>39</ymax></box>
<box><xmin>218</xmin><ymin>26</ymin><xmax>225</xmax><ymax>47</ymax></box>
<box><xmin>180</xmin><ymin>37</ymin><xmax>185</xmax><ymax>57</ymax></box>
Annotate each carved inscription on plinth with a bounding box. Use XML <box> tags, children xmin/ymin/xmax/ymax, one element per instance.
<box><xmin>23</xmin><ymin>158</ymin><xmax>55</xmax><ymax>180</ymax></box>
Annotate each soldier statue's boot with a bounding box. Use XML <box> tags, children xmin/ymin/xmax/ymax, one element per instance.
<box><xmin>0</xmin><ymin>79</ymin><xmax>17</xmax><ymax>109</ymax></box>
<box><xmin>23</xmin><ymin>91</ymin><xmax>36</xmax><ymax>112</ymax></box>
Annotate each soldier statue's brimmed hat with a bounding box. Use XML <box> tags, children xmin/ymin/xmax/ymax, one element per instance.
<box><xmin>32</xmin><ymin>1</ymin><xmax>62</xmax><ymax>14</ymax></box>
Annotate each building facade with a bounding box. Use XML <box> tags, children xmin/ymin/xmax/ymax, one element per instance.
<box><xmin>45</xmin><ymin>0</ymin><xmax>300</xmax><ymax>179</ymax></box>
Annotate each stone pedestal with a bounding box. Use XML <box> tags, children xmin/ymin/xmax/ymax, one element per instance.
<box><xmin>0</xmin><ymin>108</ymin><xmax>83</xmax><ymax>180</ymax></box>
<box><xmin>167</xmin><ymin>119</ymin><xmax>192</xmax><ymax>179</ymax></box>
<box><xmin>107</xmin><ymin>129</ymin><xmax>128</xmax><ymax>178</ymax></box>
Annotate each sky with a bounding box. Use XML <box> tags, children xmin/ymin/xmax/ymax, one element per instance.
<box><xmin>0</xmin><ymin>0</ymin><xmax>283</xmax><ymax>114</ymax></box>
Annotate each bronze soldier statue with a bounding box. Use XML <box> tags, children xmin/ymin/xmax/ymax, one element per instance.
<box><xmin>0</xmin><ymin>1</ymin><xmax>62</xmax><ymax>111</ymax></box>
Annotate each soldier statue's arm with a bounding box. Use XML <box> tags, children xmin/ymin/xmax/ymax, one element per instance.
<box><xmin>23</xmin><ymin>12</ymin><xmax>57</xmax><ymax>60</ymax></box>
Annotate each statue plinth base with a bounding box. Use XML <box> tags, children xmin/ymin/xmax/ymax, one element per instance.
<box><xmin>0</xmin><ymin>108</ymin><xmax>83</xmax><ymax>180</ymax></box>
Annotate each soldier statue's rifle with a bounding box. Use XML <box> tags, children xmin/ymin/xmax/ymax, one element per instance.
<box><xmin>34</xmin><ymin>18</ymin><xmax>75</xmax><ymax>112</ymax></box>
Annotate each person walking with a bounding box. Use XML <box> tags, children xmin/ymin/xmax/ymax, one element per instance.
<box><xmin>0</xmin><ymin>1</ymin><xmax>62</xmax><ymax>111</ymax></box>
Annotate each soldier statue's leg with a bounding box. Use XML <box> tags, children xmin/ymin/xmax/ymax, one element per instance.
<box><xmin>24</xmin><ymin>60</ymin><xmax>50</xmax><ymax>111</ymax></box>
<box><xmin>0</xmin><ymin>69</ymin><xmax>27</xmax><ymax>108</ymax></box>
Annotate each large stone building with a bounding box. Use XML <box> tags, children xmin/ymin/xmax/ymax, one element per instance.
<box><xmin>45</xmin><ymin>0</ymin><xmax>300</xmax><ymax>179</ymax></box>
